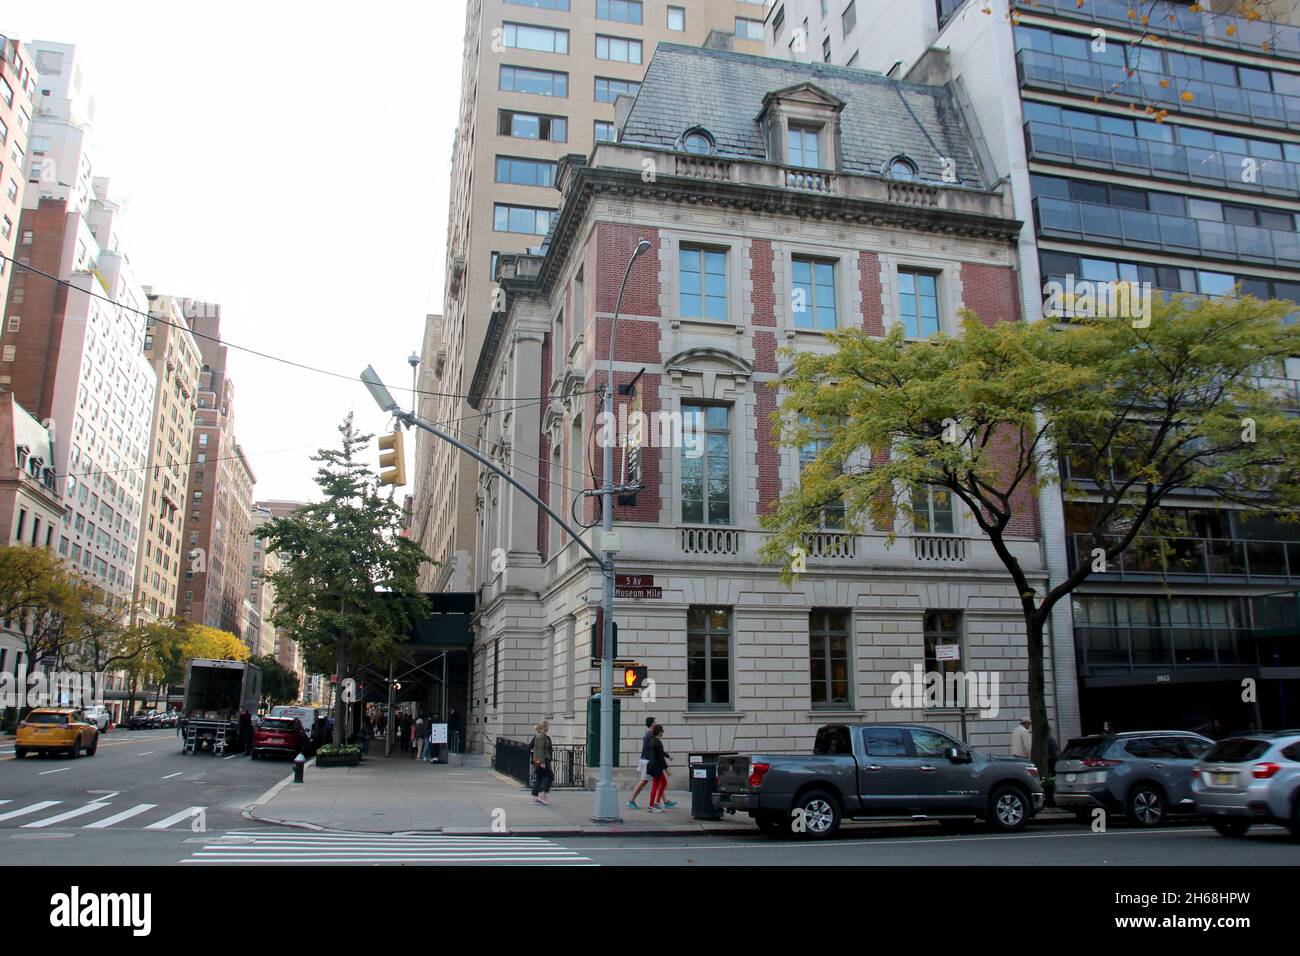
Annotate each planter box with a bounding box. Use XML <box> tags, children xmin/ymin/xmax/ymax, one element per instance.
<box><xmin>314</xmin><ymin>753</ymin><xmax>361</xmax><ymax>768</ymax></box>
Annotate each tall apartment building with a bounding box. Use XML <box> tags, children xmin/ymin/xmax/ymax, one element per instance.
<box><xmin>413</xmin><ymin>0</ymin><xmax>772</xmax><ymax>593</ymax></box>
<box><xmin>0</xmin><ymin>33</ymin><xmax>36</xmax><ymax>310</ymax></box>
<box><xmin>249</xmin><ymin>504</ymin><xmax>283</xmax><ymax>660</ymax></box>
<box><xmin>133</xmin><ymin>291</ymin><xmax>202</xmax><ymax>621</ymax></box>
<box><xmin>771</xmin><ymin>0</ymin><xmax>1300</xmax><ymax>731</ymax></box>
<box><xmin>180</xmin><ymin>303</ymin><xmax>255</xmax><ymax>639</ymax></box>
<box><xmin>0</xmin><ymin>43</ymin><xmax>155</xmax><ymax>607</ymax></box>
<box><xmin>466</xmin><ymin>42</ymin><xmax>1065</xmax><ymax>761</ymax></box>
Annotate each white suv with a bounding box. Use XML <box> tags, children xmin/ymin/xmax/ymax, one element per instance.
<box><xmin>82</xmin><ymin>705</ymin><xmax>111</xmax><ymax>732</ymax></box>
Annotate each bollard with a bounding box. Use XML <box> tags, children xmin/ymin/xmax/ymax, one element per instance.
<box><xmin>293</xmin><ymin>753</ymin><xmax>306</xmax><ymax>784</ymax></box>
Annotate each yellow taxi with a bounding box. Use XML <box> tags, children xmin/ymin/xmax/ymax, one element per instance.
<box><xmin>14</xmin><ymin>708</ymin><xmax>100</xmax><ymax>759</ymax></box>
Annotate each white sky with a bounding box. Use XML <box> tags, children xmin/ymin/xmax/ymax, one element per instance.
<box><xmin>7</xmin><ymin>0</ymin><xmax>465</xmax><ymax>501</ymax></box>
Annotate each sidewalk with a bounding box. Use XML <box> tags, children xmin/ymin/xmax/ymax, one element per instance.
<box><xmin>244</xmin><ymin>751</ymin><xmax>1076</xmax><ymax>836</ymax></box>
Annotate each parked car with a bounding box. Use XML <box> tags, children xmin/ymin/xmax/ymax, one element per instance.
<box><xmin>714</xmin><ymin>723</ymin><xmax>1043</xmax><ymax>838</ymax></box>
<box><xmin>270</xmin><ymin>706</ymin><xmax>318</xmax><ymax>754</ymax></box>
<box><xmin>1193</xmin><ymin>731</ymin><xmax>1300</xmax><ymax>838</ymax></box>
<box><xmin>1053</xmin><ymin>731</ymin><xmax>1213</xmax><ymax>826</ymax></box>
<box><xmin>251</xmin><ymin>716</ymin><xmax>308</xmax><ymax>760</ymax></box>
<box><xmin>14</xmin><ymin>708</ymin><xmax>100</xmax><ymax>758</ymax></box>
<box><xmin>81</xmin><ymin>704</ymin><xmax>111</xmax><ymax>733</ymax></box>
<box><xmin>156</xmin><ymin>710</ymin><xmax>178</xmax><ymax>728</ymax></box>
<box><xmin>127</xmin><ymin>710</ymin><xmax>156</xmax><ymax>729</ymax></box>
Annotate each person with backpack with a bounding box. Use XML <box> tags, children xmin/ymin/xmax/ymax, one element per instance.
<box><xmin>531</xmin><ymin>720</ymin><xmax>553</xmax><ymax>805</ymax></box>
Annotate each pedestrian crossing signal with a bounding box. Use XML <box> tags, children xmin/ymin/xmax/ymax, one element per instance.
<box><xmin>378</xmin><ymin>430</ymin><xmax>407</xmax><ymax>487</ymax></box>
<box><xmin>621</xmin><ymin>664</ymin><xmax>648</xmax><ymax>690</ymax></box>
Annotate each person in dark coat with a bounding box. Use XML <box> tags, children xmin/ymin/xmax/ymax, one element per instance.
<box><xmin>239</xmin><ymin>709</ymin><xmax>254</xmax><ymax>756</ymax></box>
<box><xmin>646</xmin><ymin>724</ymin><xmax>675</xmax><ymax>812</ymax></box>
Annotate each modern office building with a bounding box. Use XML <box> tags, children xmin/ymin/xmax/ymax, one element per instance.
<box><xmin>771</xmin><ymin>0</ymin><xmax>1300</xmax><ymax>731</ymax></box>
<box><xmin>413</xmin><ymin>0</ymin><xmax>772</xmax><ymax>595</ymax></box>
<box><xmin>0</xmin><ymin>32</ymin><xmax>35</xmax><ymax>311</ymax></box>
<box><xmin>465</xmin><ymin>42</ymin><xmax>1066</xmax><ymax>762</ymax></box>
<box><xmin>180</xmin><ymin>303</ymin><xmax>255</xmax><ymax>639</ymax></box>
<box><xmin>133</xmin><ymin>291</ymin><xmax>202</xmax><ymax>621</ymax></box>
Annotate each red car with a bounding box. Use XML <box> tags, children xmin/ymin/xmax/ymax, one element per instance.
<box><xmin>250</xmin><ymin>717</ymin><xmax>307</xmax><ymax>760</ymax></box>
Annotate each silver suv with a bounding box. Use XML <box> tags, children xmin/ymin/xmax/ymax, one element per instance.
<box><xmin>1054</xmin><ymin>731</ymin><xmax>1213</xmax><ymax>826</ymax></box>
<box><xmin>1193</xmin><ymin>731</ymin><xmax>1300</xmax><ymax>838</ymax></box>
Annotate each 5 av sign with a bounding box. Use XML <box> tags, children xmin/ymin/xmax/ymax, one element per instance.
<box><xmin>615</xmin><ymin>574</ymin><xmax>662</xmax><ymax>599</ymax></box>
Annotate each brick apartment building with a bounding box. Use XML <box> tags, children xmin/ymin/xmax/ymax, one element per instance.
<box><xmin>465</xmin><ymin>43</ymin><xmax>1070</xmax><ymax>763</ymax></box>
<box><xmin>0</xmin><ymin>32</ymin><xmax>35</xmax><ymax>311</ymax></box>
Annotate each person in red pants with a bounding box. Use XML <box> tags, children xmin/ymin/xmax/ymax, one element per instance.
<box><xmin>646</xmin><ymin>723</ymin><xmax>676</xmax><ymax>811</ymax></box>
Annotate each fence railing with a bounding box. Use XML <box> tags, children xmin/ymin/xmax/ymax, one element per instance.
<box><xmin>494</xmin><ymin>737</ymin><xmax>587</xmax><ymax>789</ymax></box>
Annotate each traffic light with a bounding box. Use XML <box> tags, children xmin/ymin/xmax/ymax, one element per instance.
<box><xmin>378</xmin><ymin>430</ymin><xmax>407</xmax><ymax>487</ymax></box>
<box><xmin>620</xmin><ymin>664</ymin><xmax>648</xmax><ymax>691</ymax></box>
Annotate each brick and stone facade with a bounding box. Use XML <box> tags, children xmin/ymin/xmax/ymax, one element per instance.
<box><xmin>462</xmin><ymin>45</ymin><xmax>1072</xmax><ymax>769</ymax></box>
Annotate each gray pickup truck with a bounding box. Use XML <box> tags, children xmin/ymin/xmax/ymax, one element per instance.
<box><xmin>714</xmin><ymin>723</ymin><xmax>1044</xmax><ymax>838</ymax></box>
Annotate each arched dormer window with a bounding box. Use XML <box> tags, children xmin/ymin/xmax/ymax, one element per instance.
<box><xmin>886</xmin><ymin>155</ymin><xmax>918</xmax><ymax>181</ymax></box>
<box><xmin>679</xmin><ymin>127</ymin><xmax>715</xmax><ymax>155</ymax></box>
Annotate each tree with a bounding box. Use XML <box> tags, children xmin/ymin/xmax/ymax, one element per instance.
<box><xmin>64</xmin><ymin>585</ymin><xmax>136</xmax><ymax>680</ymax></box>
<box><xmin>761</xmin><ymin>294</ymin><xmax>1300</xmax><ymax>771</ymax></box>
<box><xmin>0</xmin><ymin>544</ymin><xmax>81</xmax><ymax>678</ymax></box>
<box><xmin>250</xmin><ymin>654</ymin><xmax>300</xmax><ymax>707</ymax></box>
<box><xmin>181</xmin><ymin>624</ymin><xmax>250</xmax><ymax>663</ymax></box>
<box><xmin>257</xmin><ymin>415</ymin><xmax>429</xmax><ymax>745</ymax></box>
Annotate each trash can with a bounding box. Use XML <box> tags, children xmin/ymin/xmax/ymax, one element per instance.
<box><xmin>688</xmin><ymin>752</ymin><xmax>736</xmax><ymax>821</ymax></box>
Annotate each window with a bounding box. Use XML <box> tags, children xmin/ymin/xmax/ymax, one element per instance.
<box><xmin>687</xmin><ymin>607</ymin><xmax>732</xmax><ymax>708</ymax></box>
<box><xmin>500</xmin><ymin>65</ymin><xmax>568</xmax><ymax>97</ymax></box>
<box><xmin>0</xmin><ymin>77</ymin><xmax>11</xmax><ymax>109</ymax></box>
<box><xmin>0</xmin><ymin>215</ymin><xmax>11</xmax><ymax>240</ymax></box>
<box><xmin>597</xmin><ymin>0</ymin><xmax>642</xmax><ymax>24</ymax></box>
<box><xmin>887</xmin><ymin>156</ymin><xmax>918</xmax><ymax>180</ymax></box>
<box><xmin>787</xmin><ymin>125</ymin><xmax>821</xmax><ymax>168</ymax></box>
<box><xmin>792</xmin><ymin>258</ymin><xmax>837</xmax><ymax>330</ymax></box>
<box><xmin>503</xmin><ymin>22</ymin><xmax>569</xmax><ymax>54</ymax></box>
<box><xmin>15</xmin><ymin>508</ymin><xmax>25</xmax><ymax>542</ymax></box>
<box><xmin>494</xmin><ymin>203</ymin><xmax>554</xmax><ymax>235</ymax></box>
<box><xmin>863</xmin><ymin>726</ymin><xmax>908</xmax><ymax>756</ymax></box>
<box><xmin>898</xmin><ymin>270</ymin><xmax>939</xmax><ymax>338</ymax></box>
<box><xmin>668</xmin><ymin>6</ymin><xmax>685</xmax><ymax>30</ymax></box>
<box><xmin>594</xmin><ymin>120</ymin><xmax>617</xmax><ymax>143</ymax></box>
<box><xmin>679</xmin><ymin>246</ymin><xmax>727</xmax><ymax>320</ymax></box>
<box><xmin>842</xmin><ymin>0</ymin><xmax>857</xmax><ymax>36</ymax></box>
<box><xmin>923</xmin><ymin>610</ymin><xmax>963</xmax><ymax>708</ymax></box>
<box><xmin>810</xmin><ymin>609</ymin><xmax>851</xmax><ymax>707</ymax></box>
<box><xmin>596</xmin><ymin>35</ymin><xmax>642</xmax><ymax>63</ymax></box>
<box><xmin>681</xmin><ymin>129</ymin><xmax>714</xmax><ymax>155</ymax></box>
<box><xmin>681</xmin><ymin>404</ymin><xmax>731</xmax><ymax>525</ymax></box>
<box><xmin>6</xmin><ymin>316</ymin><xmax>18</xmax><ymax>332</ymax></box>
<box><xmin>595</xmin><ymin>77</ymin><xmax>639</xmax><ymax>103</ymax></box>
<box><xmin>495</xmin><ymin>156</ymin><xmax>558</xmax><ymax>187</ymax></box>
<box><xmin>822</xmin><ymin>37</ymin><xmax>832</xmax><ymax>61</ymax></box>
<box><xmin>799</xmin><ymin>416</ymin><xmax>845</xmax><ymax>528</ymax></box>
<box><xmin>498</xmin><ymin>109</ymin><xmax>567</xmax><ymax>142</ymax></box>
<box><xmin>2</xmin><ymin>345</ymin><xmax>14</xmax><ymax>363</ymax></box>
<box><xmin>5</xmin><ymin>179</ymin><xmax>16</xmax><ymax>202</ymax></box>
<box><xmin>737</xmin><ymin>17</ymin><xmax>764</xmax><ymax>41</ymax></box>
<box><xmin>912</xmin><ymin>485</ymin><xmax>955</xmax><ymax>533</ymax></box>
<box><xmin>773</xmin><ymin>5</ymin><xmax>786</xmax><ymax>37</ymax></box>
<box><xmin>910</xmin><ymin>727</ymin><xmax>958</xmax><ymax>757</ymax></box>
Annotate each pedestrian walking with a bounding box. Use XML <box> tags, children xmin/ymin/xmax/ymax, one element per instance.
<box><xmin>413</xmin><ymin>716</ymin><xmax>425</xmax><ymax>760</ymax></box>
<box><xmin>239</xmin><ymin>708</ymin><xmax>253</xmax><ymax>756</ymax></box>
<box><xmin>627</xmin><ymin>716</ymin><xmax>656</xmax><ymax>810</ymax></box>
<box><xmin>531</xmin><ymin>720</ymin><xmax>553</xmax><ymax>805</ymax></box>
<box><xmin>1011</xmin><ymin>717</ymin><xmax>1032</xmax><ymax>758</ymax></box>
<box><xmin>360</xmin><ymin>719</ymin><xmax>372</xmax><ymax>755</ymax></box>
<box><xmin>646</xmin><ymin>724</ymin><xmax>674</xmax><ymax>812</ymax></box>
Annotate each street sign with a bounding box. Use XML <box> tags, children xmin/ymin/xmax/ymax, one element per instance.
<box><xmin>615</xmin><ymin>574</ymin><xmax>662</xmax><ymax>599</ymax></box>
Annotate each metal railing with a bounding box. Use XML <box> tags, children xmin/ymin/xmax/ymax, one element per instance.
<box><xmin>1033</xmin><ymin>196</ymin><xmax>1300</xmax><ymax>267</ymax></box>
<box><xmin>1075</xmin><ymin>624</ymin><xmax>1255</xmax><ymax>675</ymax></box>
<box><xmin>1068</xmin><ymin>532</ymin><xmax>1300</xmax><ymax>583</ymax></box>
<box><xmin>493</xmin><ymin>737</ymin><xmax>587</xmax><ymax>789</ymax></box>
<box><xmin>1024</xmin><ymin>120</ymin><xmax>1300</xmax><ymax>199</ymax></box>
<box><xmin>1017</xmin><ymin>49</ymin><xmax>1300</xmax><ymax>129</ymax></box>
<box><xmin>1026</xmin><ymin>0</ymin><xmax>1300</xmax><ymax>61</ymax></box>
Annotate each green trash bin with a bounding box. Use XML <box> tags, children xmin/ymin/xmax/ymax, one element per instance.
<box><xmin>585</xmin><ymin>694</ymin><xmax>621</xmax><ymax>767</ymax></box>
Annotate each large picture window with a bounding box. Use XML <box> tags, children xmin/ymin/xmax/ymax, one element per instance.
<box><xmin>681</xmin><ymin>404</ymin><xmax>731</xmax><ymax>525</ymax></box>
<box><xmin>688</xmin><ymin>607</ymin><xmax>732</xmax><ymax>708</ymax></box>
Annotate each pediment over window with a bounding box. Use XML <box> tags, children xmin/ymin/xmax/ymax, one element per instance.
<box><xmin>759</xmin><ymin>83</ymin><xmax>846</xmax><ymax>115</ymax></box>
<box><xmin>665</xmin><ymin>347</ymin><xmax>753</xmax><ymax>399</ymax></box>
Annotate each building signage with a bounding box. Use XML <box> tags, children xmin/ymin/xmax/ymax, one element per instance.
<box><xmin>615</xmin><ymin>574</ymin><xmax>662</xmax><ymax>599</ymax></box>
<box><xmin>935</xmin><ymin>644</ymin><xmax>961</xmax><ymax>662</ymax></box>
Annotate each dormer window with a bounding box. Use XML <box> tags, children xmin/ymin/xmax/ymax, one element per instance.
<box><xmin>887</xmin><ymin>155</ymin><xmax>918</xmax><ymax>181</ymax></box>
<box><xmin>680</xmin><ymin>128</ymin><xmax>715</xmax><ymax>155</ymax></box>
<box><xmin>787</xmin><ymin>124</ymin><xmax>821</xmax><ymax>168</ymax></box>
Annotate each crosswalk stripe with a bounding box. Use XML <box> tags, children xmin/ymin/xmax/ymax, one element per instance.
<box><xmin>144</xmin><ymin>806</ymin><xmax>205</xmax><ymax>830</ymax></box>
<box><xmin>182</xmin><ymin>831</ymin><xmax>593</xmax><ymax>865</ymax></box>
<box><xmin>0</xmin><ymin>800</ymin><xmax>10</xmax><ymax>807</ymax></box>
<box><xmin>83</xmin><ymin>804</ymin><xmax>158</xmax><ymax>829</ymax></box>
<box><xmin>22</xmin><ymin>802</ymin><xmax>111</xmax><ymax>828</ymax></box>
<box><xmin>0</xmin><ymin>800</ymin><xmax>61</xmax><ymax>822</ymax></box>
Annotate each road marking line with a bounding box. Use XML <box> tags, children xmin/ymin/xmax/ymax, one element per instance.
<box><xmin>136</xmin><ymin>751</ymin><xmax>155</xmax><ymax>756</ymax></box>
<box><xmin>162</xmin><ymin>772</ymin><xmax>183</xmax><ymax>779</ymax></box>
<box><xmin>38</xmin><ymin>768</ymin><xmax>69</xmax><ymax>775</ymax></box>
<box><xmin>0</xmin><ymin>800</ymin><xmax>10</xmax><ymax>807</ymax></box>
<box><xmin>144</xmin><ymin>806</ymin><xmax>205</xmax><ymax>830</ymax></box>
<box><xmin>0</xmin><ymin>801</ymin><xmax>60</xmax><ymax>822</ymax></box>
<box><xmin>223</xmin><ymin>753</ymin><xmax>240</xmax><ymax>760</ymax></box>
<box><xmin>83</xmin><ymin>804</ymin><xmax>157</xmax><ymax>829</ymax></box>
<box><xmin>93</xmin><ymin>792</ymin><xmax>120</xmax><ymax>801</ymax></box>
<box><xmin>22</xmin><ymin>802</ymin><xmax>111</xmax><ymax>828</ymax></box>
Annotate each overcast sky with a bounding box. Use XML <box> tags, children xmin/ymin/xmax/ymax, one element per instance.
<box><xmin>8</xmin><ymin>0</ymin><xmax>465</xmax><ymax>502</ymax></box>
